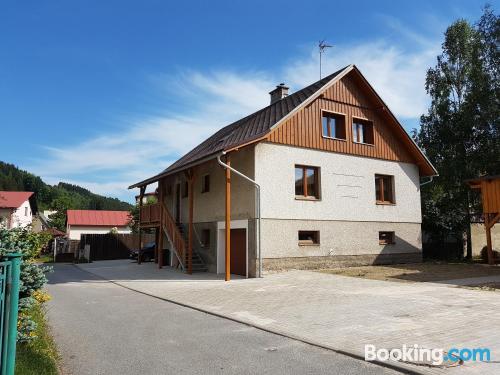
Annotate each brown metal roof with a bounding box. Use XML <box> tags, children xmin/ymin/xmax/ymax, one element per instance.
<box><xmin>129</xmin><ymin>66</ymin><xmax>351</xmax><ymax>188</ymax></box>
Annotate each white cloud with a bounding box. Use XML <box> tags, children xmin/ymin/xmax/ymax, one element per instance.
<box><xmin>29</xmin><ymin>71</ymin><xmax>276</xmax><ymax>201</ymax></box>
<box><xmin>284</xmin><ymin>39</ymin><xmax>439</xmax><ymax>119</ymax></box>
<box><xmin>29</xmin><ymin>26</ymin><xmax>441</xmax><ymax>202</ymax></box>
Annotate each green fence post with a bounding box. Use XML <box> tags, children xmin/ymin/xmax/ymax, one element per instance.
<box><xmin>3</xmin><ymin>253</ymin><xmax>21</xmax><ymax>375</ymax></box>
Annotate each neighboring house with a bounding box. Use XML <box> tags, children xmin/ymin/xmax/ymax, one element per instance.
<box><xmin>32</xmin><ymin>210</ymin><xmax>57</xmax><ymax>232</ymax></box>
<box><xmin>130</xmin><ymin>65</ymin><xmax>437</xmax><ymax>278</ymax></box>
<box><xmin>135</xmin><ymin>192</ymin><xmax>158</xmax><ymax>205</ymax></box>
<box><xmin>66</xmin><ymin>210</ymin><xmax>132</xmax><ymax>240</ymax></box>
<box><xmin>0</xmin><ymin>191</ymin><xmax>34</xmax><ymax>229</ymax></box>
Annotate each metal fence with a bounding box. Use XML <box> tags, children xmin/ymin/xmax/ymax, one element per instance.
<box><xmin>0</xmin><ymin>253</ymin><xmax>21</xmax><ymax>375</ymax></box>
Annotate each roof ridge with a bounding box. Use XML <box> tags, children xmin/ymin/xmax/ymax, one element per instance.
<box><xmin>129</xmin><ymin>65</ymin><xmax>352</xmax><ymax>188</ymax></box>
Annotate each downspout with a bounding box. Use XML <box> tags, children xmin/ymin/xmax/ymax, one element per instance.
<box><xmin>217</xmin><ymin>151</ymin><xmax>262</xmax><ymax>278</ymax></box>
<box><xmin>420</xmin><ymin>176</ymin><xmax>434</xmax><ymax>187</ymax></box>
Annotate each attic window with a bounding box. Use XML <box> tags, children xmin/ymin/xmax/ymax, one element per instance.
<box><xmin>322</xmin><ymin>112</ymin><xmax>346</xmax><ymax>140</ymax></box>
<box><xmin>352</xmin><ymin>118</ymin><xmax>374</xmax><ymax>145</ymax></box>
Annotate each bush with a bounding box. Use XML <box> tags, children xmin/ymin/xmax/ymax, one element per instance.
<box><xmin>0</xmin><ymin>227</ymin><xmax>52</xmax><ymax>343</ymax></box>
<box><xmin>480</xmin><ymin>246</ymin><xmax>500</xmax><ymax>263</ymax></box>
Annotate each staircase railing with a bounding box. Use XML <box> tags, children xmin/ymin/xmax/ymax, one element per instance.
<box><xmin>161</xmin><ymin>202</ymin><xmax>186</xmax><ymax>270</ymax></box>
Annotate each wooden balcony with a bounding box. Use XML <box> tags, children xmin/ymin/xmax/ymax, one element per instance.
<box><xmin>139</xmin><ymin>203</ymin><xmax>160</xmax><ymax>227</ymax></box>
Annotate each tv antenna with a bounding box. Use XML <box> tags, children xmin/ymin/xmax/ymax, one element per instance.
<box><xmin>319</xmin><ymin>40</ymin><xmax>333</xmax><ymax>79</ymax></box>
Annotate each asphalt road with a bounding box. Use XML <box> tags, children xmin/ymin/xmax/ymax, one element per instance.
<box><xmin>46</xmin><ymin>264</ymin><xmax>401</xmax><ymax>375</ymax></box>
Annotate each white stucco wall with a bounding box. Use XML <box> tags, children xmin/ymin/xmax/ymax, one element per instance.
<box><xmin>67</xmin><ymin>225</ymin><xmax>131</xmax><ymax>240</ymax></box>
<box><xmin>0</xmin><ymin>200</ymin><xmax>32</xmax><ymax>228</ymax></box>
<box><xmin>161</xmin><ymin>146</ymin><xmax>256</xmax><ymax>224</ymax></box>
<box><xmin>254</xmin><ymin>142</ymin><xmax>422</xmax><ymax>223</ymax></box>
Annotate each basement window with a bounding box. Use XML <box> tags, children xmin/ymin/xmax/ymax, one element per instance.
<box><xmin>379</xmin><ymin>231</ymin><xmax>395</xmax><ymax>245</ymax></box>
<box><xmin>298</xmin><ymin>231</ymin><xmax>320</xmax><ymax>246</ymax></box>
<box><xmin>352</xmin><ymin>118</ymin><xmax>374</xmax><ymax>145</ymax></box>
<box><xmin>322</xmin><ymin>111</ymin><xmax>346</xmax><ymax>140</ymax></box>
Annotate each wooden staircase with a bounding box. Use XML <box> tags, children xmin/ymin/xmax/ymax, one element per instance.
<box><xmin>161</xmin><ymin>202</ymin><xmax>207</xmax><ymax>273</ymax></box>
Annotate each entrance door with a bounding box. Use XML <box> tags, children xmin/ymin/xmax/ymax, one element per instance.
<box><xmin>175</xmin><ymin>183</ymin><xmax>181</xmax><ymax>223</ymax></box>
<box><xmin>230</xmin><ymin>228</ymin><xmax>246</xmax><ymax>276</ymax></box>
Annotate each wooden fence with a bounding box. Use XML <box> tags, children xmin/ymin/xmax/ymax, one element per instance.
<box><xmin>79</xmin><ymin>233</ymin><xmax>155</xmax><ymax>261</ymax></box>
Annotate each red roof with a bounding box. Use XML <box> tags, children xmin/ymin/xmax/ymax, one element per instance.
<box><xmin>66</xmin><ymin>210</ymin><xmax>131</xmax><ymax>227</ymax></box>
<box><xmin>0</xmin><ymin>191</ymin><xmax>34</xmax><ymax>208</ymax></box>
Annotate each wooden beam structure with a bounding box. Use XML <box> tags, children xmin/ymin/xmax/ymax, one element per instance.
<box><xmin>225</xmin><ymin>154</ymin><xmax>231</xmax><ymax>281</ymax></box>
<box><xmin>158</xmin><ymin>180</ymin><xmax>164</xmax><ymax>269</ymax></box>
<box><xmin>467</xmin><ymin>176</ymin><xmax>500</xmax><ymax>265</ymax></box>
<box><xmin>137</xmin><ymin>185</ymin><xmax>146</xmax><ymax>265</ymax></box>
<box><xmin>185</xmin><ymin>169</ymin><xmax>195</xmax><ymax>275</ymax></box>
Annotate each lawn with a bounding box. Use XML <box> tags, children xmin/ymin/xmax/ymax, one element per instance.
<box><xmin>15</xmin><ymin>303</ymin><xmax>59</xmax><ymax>375</ymax></box>
<box><xmin>319</xmin><ymin>262</ymin><xmax>500</xmax><ymax>284</ymax></box>
<box><xmin>35</xmin><ymin>254</ymin><xmax>54</xmax><ymax>264</ymax></box>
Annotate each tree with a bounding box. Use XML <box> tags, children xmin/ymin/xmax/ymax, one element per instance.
<box><xmin>416</xmin><ymin>6</ymin><xmax>499</xmax><ymax>258</ymax></box>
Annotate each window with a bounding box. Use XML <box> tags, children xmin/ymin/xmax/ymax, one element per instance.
<box><xmin>24</xmin><ymin>207</ymin><xmax>28</xmax><ymax>216</ymax></box>
<box><xmin>201</xmin><ymin>229</ymin><xmax>210</xmax><ymax>248</ymax></box>
<box><xmin>295</xmin><ymin>165</ymin><xmax>320</xmax><ymax>199</ymax></box>
<box><xmin>298</xmin><ymin>231</ymin><xmax>320</xmax><ymax>245</ymax></box>
<box><xmin>201</xmin><ymin>175</ymin><xmax>210</xmax><ymax>193</ymax></box>
<box><xmin>375</xmin><ymin>174</ymin><xmax>395</xmax><ymax>204</ymax></box>
<box><xmin>182</xmin><ymin>181</ymin><xmax>188</xmax><ymax>198</ymax></box>
<box><xmin>379</xmin><ymin>231</ymin><xmax>395</xmax><ymax>245</ymax></box>
<box><xmin>352</xmin><ymin>118</ymin><xmax>374</xmax><ymax>144</ymax></box>
<box><xmin>322</xmin><ymin>112</ymin><xmax>346</xmax><ymax>140</ymax></box>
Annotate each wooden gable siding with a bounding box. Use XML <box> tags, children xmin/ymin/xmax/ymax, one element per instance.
<box><xmin>266</xmin><ymin>74</ymin><xmax>416</xmax><ymax>164</ymax></box>
<box><xmin>479</xmin><ymin>179</ymin><xmax>500</xmax><ymax>214</ymax></box>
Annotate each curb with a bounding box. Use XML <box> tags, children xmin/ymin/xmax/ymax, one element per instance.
<box><xmin>74</xmin><ymin>264</ymin><xmax>424</xmax><ymax>375</ymax></box>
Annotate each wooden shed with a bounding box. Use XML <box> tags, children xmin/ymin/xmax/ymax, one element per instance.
<box><xmin>468</xmin><ymin>175</ymin><xmax>500</xmax><ymax>264</ymax></box>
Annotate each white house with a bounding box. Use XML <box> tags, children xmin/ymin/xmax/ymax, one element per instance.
<box><xmin>66</xmin><ymin>210</ymin><xmax>132</xmax><ymax>240</ymax></box>
<box><xmin>130</xmin><ymin>65</ymin><xmax>438</xmax><ymax>278</ymax></box>
<box><xmin>0</xmin><ymin>191</ymin><xmax>34</xmax><ymax>229</ymax></box>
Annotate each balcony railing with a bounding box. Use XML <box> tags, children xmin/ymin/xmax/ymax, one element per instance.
<box><xmin>139</xmin><ymin>203</ymin><xmax>160</xmax><ymax>226</ymax></box>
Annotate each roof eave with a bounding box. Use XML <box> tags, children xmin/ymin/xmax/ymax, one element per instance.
<box><xmin>128</xmin><ymin>151</ymin><xmax>226</xmax><ymax>189</ymax></box>
<box><xmin>348</xmin><ymin>66</ymin><xmax>438</xmax><ymax>177</ymax></box>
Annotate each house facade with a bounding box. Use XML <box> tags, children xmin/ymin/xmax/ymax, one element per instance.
<box><xmin>66</xmin><ymin>210</ymin><xmax>132</xmax><ymax>240</ymax></box>
<box><xmin>0</xmin><ymin>191</ymin><xmax>34</xmax><ymax>229</ymax></box>
<box><xmin>130</xmin><ymin>65</ymin><xmax>437</xmax><ymax>279</ymax></box>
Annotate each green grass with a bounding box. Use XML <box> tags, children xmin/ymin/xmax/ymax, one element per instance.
<box><xmin>35</xmin><ymin>254</ymin><xmax>54</xmax><ymax>264</ymax></box>
<box><xmin>15</xmin><ymin>304</ymin><xmax>59</xmax><ymax>375</ymax></box>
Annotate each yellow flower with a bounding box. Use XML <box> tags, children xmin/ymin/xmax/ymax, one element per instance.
<box><xmin>33</xmin><ymin>290</ymin><xmax>51</xmax><ymax>303</ymax></box>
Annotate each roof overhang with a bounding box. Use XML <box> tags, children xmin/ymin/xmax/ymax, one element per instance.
<box><xmin>128</xmin><ymin>151</ymin><xmax>224</xmax><ymax>189</ymax></box>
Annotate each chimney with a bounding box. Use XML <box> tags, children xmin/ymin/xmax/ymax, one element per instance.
<box><xmin>269</xmin><ymin>83</ymin><xmax>289</xmax><ymax>104</ymax></box>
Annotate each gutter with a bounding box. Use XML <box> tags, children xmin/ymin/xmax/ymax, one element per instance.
<box><xmin>420</xmin><ymin>176</ymin><xmax>435</xmax><ymax>187</ymax></box>
<box><xmin>217</xmin><ymin>151</ymin><xmax>262</xmax><ymax>278</ymax></box>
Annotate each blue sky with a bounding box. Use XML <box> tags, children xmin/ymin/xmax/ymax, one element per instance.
<box><xmin>0</xmin><ymin>0</ymin><xmax>492</xmax><ymax>202</ymax></box>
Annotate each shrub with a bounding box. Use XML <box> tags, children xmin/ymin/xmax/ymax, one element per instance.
<box><xmin>480</xmin><ymin>246</ymin><xmax>500</xmax><ymax>263</ymax></box>
<box><xmin>0</xmin><ymin>227</ymin><xmax>52</xmax><ymax>342</ymax></box>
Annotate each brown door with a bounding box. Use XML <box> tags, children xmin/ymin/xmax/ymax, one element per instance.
<box><xmin>230</xmin><ymin>228</ymin><xmax>246</xmax><ymax>276</ymax></box>
<box><xmin>175</xmin><ymin>183</ymin><xmax>181</xmax><ymax>223</ymax></box>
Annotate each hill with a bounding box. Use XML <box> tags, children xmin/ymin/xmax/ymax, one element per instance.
<box><xmin>0</xmin><ymin>161</ymin><xmax>133</xmax><ymax>222</ymax></box>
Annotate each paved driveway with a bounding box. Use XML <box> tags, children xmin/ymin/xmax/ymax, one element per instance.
<box><xmin>46</xmin><ymin>264</ymin><xmax>398</xmax><ymax>375</ymax></box>
<box><xmin>77</xmin><ymin>260</ymin><xmax>500</xmax><ymax>375</ymax></box>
